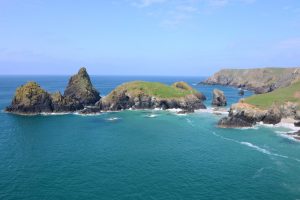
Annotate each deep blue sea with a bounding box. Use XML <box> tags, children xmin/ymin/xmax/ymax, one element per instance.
<box><xmin>0</xmin><ymin>76</ymin><xmax>300</xmax><ymax>200</ymax></box>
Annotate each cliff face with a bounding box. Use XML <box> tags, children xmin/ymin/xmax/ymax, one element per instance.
<box><xmin>202</xmin><ymin>68</ymin><xmax>300</xmax><ymax>94</ymax></box>
<box><xmin>99</xmin><ymin>81</ymin><xmax>206</xmax><ymax>112</ymax></box>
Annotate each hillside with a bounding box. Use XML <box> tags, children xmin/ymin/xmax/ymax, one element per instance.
<box><xmin>244</xmin><ymin>81</ymin><xmax>300</xmax><ymax>110</ymax></box>
<box><xmin>202</xmin><ymin>68</ymin><xmax>300</xmax><ymax>94</ymax></box>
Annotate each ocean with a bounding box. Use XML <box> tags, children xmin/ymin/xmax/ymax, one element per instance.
<box><xmin>0</xmin><ymin>76</ymin><xmax>299</xmax><ymax>200</ymax></box>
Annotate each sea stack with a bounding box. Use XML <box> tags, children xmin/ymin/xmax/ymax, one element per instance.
<box><xmin>6</xmin><ymin>67</ymin><xmax>101</xmax><ymax>115</ymax></box>
<box><xmin>64</xmin><ymin>67</ymin><xmax>101</xmax><ymax>106</ymax></box>
<box><xmin>6</xmin><ymin>82</ymin><xmax>53</xmax><ymax>114</ymax></box>
<box><xmin>212</xmin><ymin>89</ymin><xmax>227</xmax><ymax>106</ymax></box>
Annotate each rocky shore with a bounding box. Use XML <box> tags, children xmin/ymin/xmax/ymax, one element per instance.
<box><xmin>6</xmin><ymin>68</ymin><xmax>207</xmax><ymax>115</ymax></box>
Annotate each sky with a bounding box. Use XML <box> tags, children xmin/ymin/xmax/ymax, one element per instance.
<box><xmin>0</xmin><ymin>0</ymin><xmax>300</xmax><ymax>76</ymax></box>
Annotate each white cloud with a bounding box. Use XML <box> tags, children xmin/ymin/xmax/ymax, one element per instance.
<box><xmin>129</xmin><ymin>0</ymin><xmax>257</xmax><ymax>27</ymax></box>
<box><xmin>132</xmin><ymin>0</ymin><xmax>167</xmax><ymax>7</ymax></box>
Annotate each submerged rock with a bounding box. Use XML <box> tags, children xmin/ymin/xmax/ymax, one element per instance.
<box><xmin>64</xmin><ymin>67</ymin><xmax>100</xmax><ymax>106</ymax></box>
<box><xmin>6</xmin><ymin>82</ymin><xmax>53</xmax><ymax>114</ymax></box>
<box><xmin>212</xmin><ymin>89</ymin><xmax>227</xmax><ymax>106</ymax></box>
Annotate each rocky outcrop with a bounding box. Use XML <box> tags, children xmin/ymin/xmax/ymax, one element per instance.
<box><xmin>6</xmin><ymin>73</ymin><xmax>207</xmax><ymax>115</ymax></box>
<box><xmin>6</xmin><ymin>67</ymin><xmax>101</xmax><ymax>115</ymax></box>
<box><xmin>99</xmin><ymin>81</ymin><xmax>206</xmax><ymax>112</ymax></box>
<box><xmin>218</xmin><ymin>103</ymin><xmax>267</xmax><ymax>128</ymax></box>
<box><xmin>262</xmin><ymin>105</ymin><xmax>282</xmax><ymax>125</ymax></box>
<box><xmin>212</xmin><ymin>89</ymin><xmax>227</xmax><ymax>106</ymax></box>
<box><xmin>6</xmin><ymin>82</ymin><xmax>53</xmax><ymax>114</ymax></box>
<box><xmin>202</xmin><ymin>68</ymin><xmax>300</xmax><ymax>94</ymax></box>
<box><xmin>218</xmin><ymin>102</ymin><xmax>286</xmax><ymax>128</ymax></box>
<box><xmin>51</xmin><ymin>92</ymin><xmax>83</xmax><ymax>112</ymax></box>
<box><xmin>64</xmin><ymin>67</ymin><xmax>100</xmax><ymax>105</ymax></box>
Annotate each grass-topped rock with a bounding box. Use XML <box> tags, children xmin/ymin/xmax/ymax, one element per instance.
<box><xmin>6</xmin><ymin>82</ymin><xmax>53</xmax><ymax>114</ymax></box>
<box><xmin>99</xmin><ymin>81</ymin><xmax>206</xmax><ymax>112</ymax></box>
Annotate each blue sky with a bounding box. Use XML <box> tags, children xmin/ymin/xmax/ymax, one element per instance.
<box><xmin>0</xmin><ymin>0</ymin><xmax>300</xmax><ymax>76</ymax></box>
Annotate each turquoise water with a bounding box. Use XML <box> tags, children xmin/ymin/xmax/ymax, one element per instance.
<box><xmin>0</xmin><ymin>76</ymin><xmax>300</xmax><ymax>200</ymax></box>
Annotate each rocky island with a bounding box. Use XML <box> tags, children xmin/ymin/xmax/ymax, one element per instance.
<box><xmin>202</xmin><ymin>68</ymin><xmax>300</xmax><ymax>94</ymax></box>
<box><xmin>6</xmin><ymin>68</ymin><xmax>207</xmax><ymax>115</ymax></box>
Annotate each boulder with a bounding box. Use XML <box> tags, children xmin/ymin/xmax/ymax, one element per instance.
<box><xmin>6</xmin><ymin>82</ymin><xmax>53</xmax><ymax>114</ymax></box>
<box><xmin>64</xmin><ymin>67</ymin><xmax>100</xmax><ymax>106</ymax></box>
<box><xmin>218</xmin><ymin>116</ymin><xmax>254</xmax><ymax>128</ymax></box>
<box><xmin>212</xmin><ymin>89</ymin><xmax>227</xmax><ymax>106</ymax></box>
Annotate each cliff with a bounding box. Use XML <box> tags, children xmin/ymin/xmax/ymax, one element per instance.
<box><xmin>202</xmin><ymin>68</ymin><xmax>300</xmax><ymax>94</ymax></box>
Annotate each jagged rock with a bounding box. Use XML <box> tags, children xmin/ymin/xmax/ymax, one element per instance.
<box><xmin>64</xmin><ymin>67</ymin><xmax>100</xmax><ymax>106</ymax></box>
<box><xmin>218</xmin><ymin>116</ymin><xmax>254</xmax><ymax>128</ymax></box>
<box><xmin>51</xmin><ymin>92</ymin><xmax>83</xmax><ymax>112</ymax></box>
<box><xmin>218</xmin><ymin>103</ymin><xmax>267</xmax><ymax>128</ymax></box>
<box><xmin>263</xmin><ymin>105</ymin><xmax>282</xmax><ymax>124</ymax></box>
<box><xmin>212</xmin><ymin>89</ymin><xmax>227</xmax><ymax>106</ymax></box>
<box><xmin>6</xmin><ymin>82</ymin><xmax>53</xmax><ymax>114</ymax></box>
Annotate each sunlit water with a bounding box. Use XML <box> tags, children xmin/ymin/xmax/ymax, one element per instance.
<box><xmin>0</xmin><ymin>76</ymin><xmax>299</xmax><ymax>200</ymax></box>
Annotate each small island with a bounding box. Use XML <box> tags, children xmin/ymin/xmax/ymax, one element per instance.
<box><xmin>5</xmin><ymin>68</ymin><xmax>207</xmax><ymax>115</ymax></box>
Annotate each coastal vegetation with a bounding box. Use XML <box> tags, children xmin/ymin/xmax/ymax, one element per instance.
<box><xmin>244</xmin><ymin>81</ymin><xmax>300</xmax><ymax>109</ymax></box>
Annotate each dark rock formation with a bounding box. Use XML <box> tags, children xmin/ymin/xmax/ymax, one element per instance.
<box><xmin>212</xmin><ymin>89</ymin><xmax>227</xmax><ymax>106</ymax></box>
<box><xmin>262</xmin><ymin>106</ymin><xmax>282</xmax><ymax>125</ymax></box>
<box><xmin>294</xmin><ymin>121</ymin><xmax>300</xmax><ymax>127</ymax></box>
<box><xmin>218</xmin><ymin>116</ymin><xmax>254</xmax><ymax>128</ymax></box>
<box><xmin>202</xmin><ymin>68</ymin><xmax>300</xmax><ymax>94</ymax></box>
<box><xmin>218</xmin><ymin>102</ymin><xmax>285</xmax><ymax>128</ymax></box>
<box><xmin>6</xmin><ymin>82</ymin><xmax>53</xmax><ymax>114</ymax></box>
<box><xmin>218</xmin><ymin>103</ymin><xmax>267</xmax><ymax>128</ymax></box>
<box><xmin>238</xmin><ymin>89</ymin><xmax>244</xmax><ymax>96</ymax></box>
<box><xmin>51</xmin><ymin>92</ymin><xmax>83</xmax><ymax>112</ymax></box>
<box><xmin>64</xmin><ymin>67</ymin><xmax>100</xmax><ymax>106</ymax></box>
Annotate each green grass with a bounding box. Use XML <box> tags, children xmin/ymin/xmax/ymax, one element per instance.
<box><xmin>244</xmin><ymin>81</ymin><xmax>300</xmax><ymax>109</ymax></box>
<box><xmin>114</xmin><ymin>81</ymin><xmax>197</xmax><ymax>98</ymax></box>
